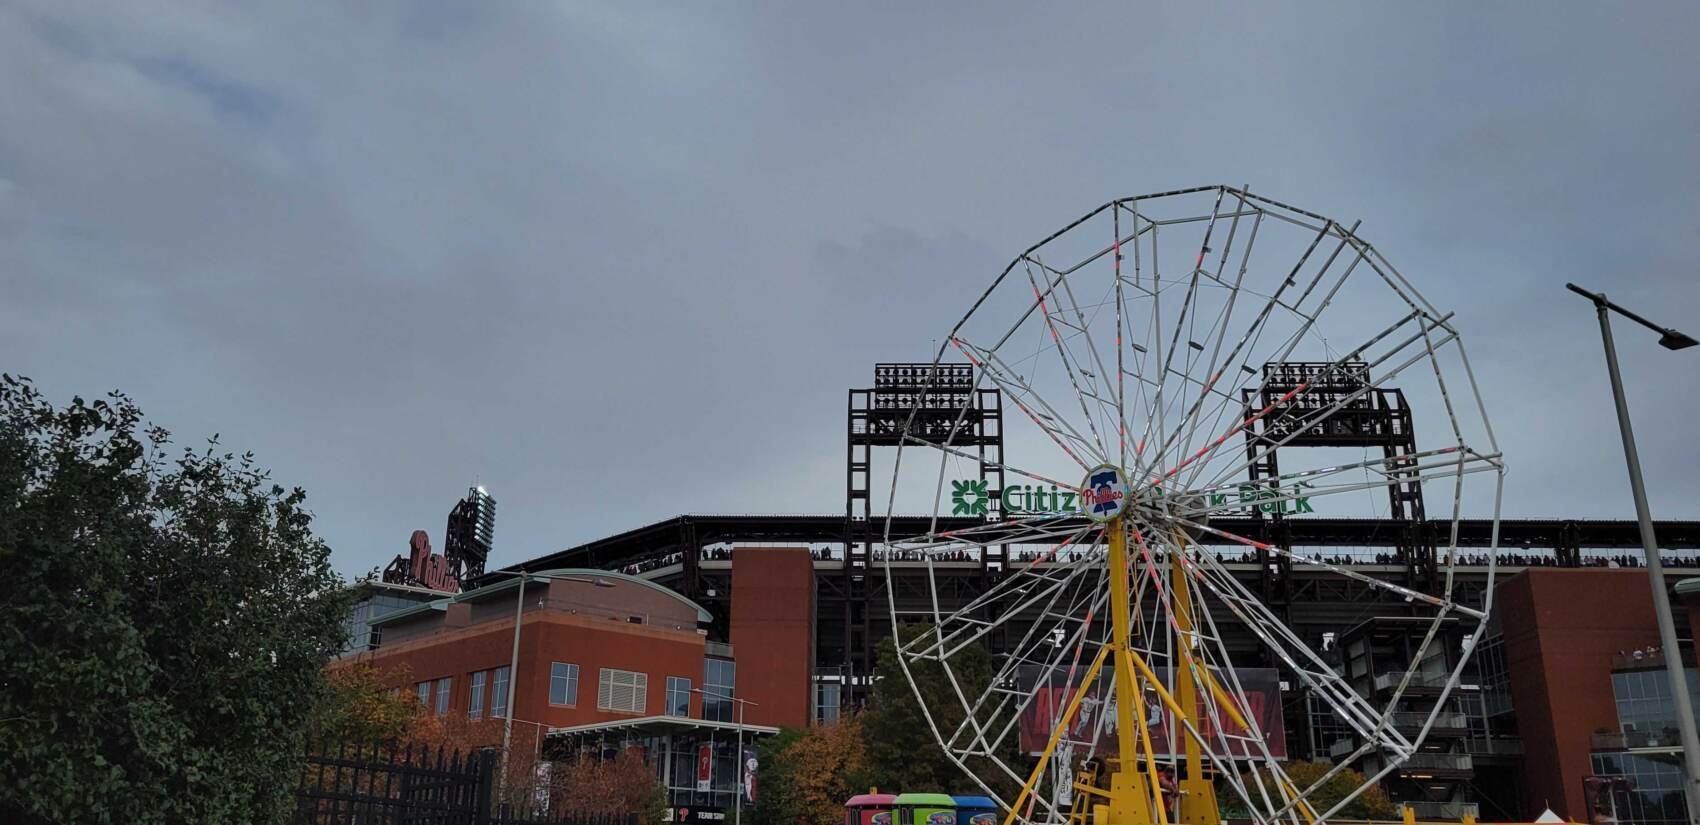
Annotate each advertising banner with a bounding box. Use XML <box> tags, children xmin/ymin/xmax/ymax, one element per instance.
<box><xmin>1015</xmin><ymin>664</ymin><xmax>1286</xmax><ymax>759</ymax></box>
<box><xmin>696</xmin><ymin>743</ymin><xmax>712</xmax><ymax>792</ymax></box>
<box><xmin>741</xmin><ymin>747</ymin><xmax>758</xmax><ymax>804</ymax></box>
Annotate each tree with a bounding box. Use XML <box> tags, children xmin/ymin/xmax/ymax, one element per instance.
<box><xmin>1224</xmin><ymin>760</ymin><xmax>1397</xmax><ymax>820</ymax></box>
<box><xmin>752</xmin><ymin>717</ymin><xmax>870</xmax><ymax>825</ymax></box>
<box><xmin>0</xmin><ymin>377</ymin><xmax>351</xmax><ymax>825</ymax></box>
<box><xmin>858</xmin><ymin>624</ymin><xmax>1022</xmax><ymax>799</ymax></box>
<box><xmin>551</xmin><ymin>748</ymin><xmax>668</xmax><ymax>824</ymax></box>
<box><xmin>307</xmin><ymin>662</ymin><xmax>420</xmax><ymax>744</ymax></box>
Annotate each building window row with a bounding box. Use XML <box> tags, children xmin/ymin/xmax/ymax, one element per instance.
<box><xmin>405</xmin><ymin>659</ymin><xmax>720</xmax><ymax>720</ymax></box>
<box><xmin>467</xmin><ymin>666</ymin><xmax>509</xmax><ymax>720</ymax></box>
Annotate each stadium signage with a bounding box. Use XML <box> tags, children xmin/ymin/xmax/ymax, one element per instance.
<box><xmin>950</xmin><ymin>478</ymin><xmax>1319</xmax><ymax>516</ymax></box>
<box><xmin>951</xmin><ymin>479</ymin><xmax>1078</xmax><ymax>516</ymax></box>
<box><xmin>1207</xmin><ymin>483</ymin><xmax>1315</xmax><ymax>515</ymax></box>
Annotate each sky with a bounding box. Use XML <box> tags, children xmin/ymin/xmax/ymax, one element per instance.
<box><xmin>2</xmin><ymin>2</ymin><xmax>1697</xmax><ymax>579</ymax></box>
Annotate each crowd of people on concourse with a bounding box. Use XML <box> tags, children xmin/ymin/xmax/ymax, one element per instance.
<box><xmin>610</xmin><ymin>544</ymin><xmax>1700</xmax><ymax>575</ymax></box>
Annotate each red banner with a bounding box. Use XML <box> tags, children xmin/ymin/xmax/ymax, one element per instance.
<box><xmin>696</xmin><ymin>743</ymin><xmax>712</xmax><ymax>791</ymax></box>
<box><xmin>1016</xmin><ymin>665</ymin><xmax>1286</xmax><ymax>759</ymax></box>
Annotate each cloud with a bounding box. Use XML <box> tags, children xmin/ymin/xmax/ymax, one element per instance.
<box><xmin>2</xmin><ymin>1</ymin><xmax>1697</xmax><ymax>578</ymax></box>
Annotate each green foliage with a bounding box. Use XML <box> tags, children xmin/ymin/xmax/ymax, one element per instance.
<box><xmin>858</xmin><ymin>624</ymin><xmax>1023</xmax><ymax>799</ymax></box>
<box><xmin>751</xmin><ymin>717</ymin><xmax>869</xmax><ymax>825</ymax></box>
<box><xmin>1221</xmin><ymin>760</ymin><xmax>1397</xmax><ymax>821</ymax></box>
<box><xmin>307</xmin><ymin>662</ymin><xmax>421</xmax><ymax>744</ymax></box>
<box><xmin>0</xmin><ymin>376</ymin><xmax>351</xmax><ymax>824</ymax></box>
<box><xmin>751</xmin><ymin>727</ymin><xmax>806</xmax><ymax>825</ymax></box>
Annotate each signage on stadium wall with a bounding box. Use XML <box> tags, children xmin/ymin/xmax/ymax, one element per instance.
<box><xmin>1015</xmin><ymin>665</ymin><xmax>1287</xmax><ymax>759</ymax></box>
<box><xmin>668</xmin><ymin>808</ymin><xmax>726</xmax><ymax>823</ymax></box>
<box><xmin>950</xmin><ymin>478</ymin><xmax>1317</xmax><ymax>516</ymax></box>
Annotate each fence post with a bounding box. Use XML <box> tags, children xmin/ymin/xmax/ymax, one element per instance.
<box><xmin>475</xmin><ymin>748</ymin><xmax>497</xmax><ymax>824</ymax></box>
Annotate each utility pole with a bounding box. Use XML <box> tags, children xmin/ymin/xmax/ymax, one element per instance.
<box><xmin>1568</xmin><ymin>282</ymin><xmax>1700</xmax><ymax>824</ymax></box>
<box><xmin>500</xmin><ymin>572</ymin><xmax>530</xmax><ymax>799</ymax></box>
<box><xmin>694</xmin><ymin>687</ymin><xmax>759</xmax><ymax>825</ymax></box>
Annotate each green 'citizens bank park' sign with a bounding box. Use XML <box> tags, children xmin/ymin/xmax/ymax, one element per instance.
<box><xmin>950</xmin><ymin>479</ymin><xmax>1316</xmax><ymax>517</ymax></box>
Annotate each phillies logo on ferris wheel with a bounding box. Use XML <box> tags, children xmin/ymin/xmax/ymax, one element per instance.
<box><xmin>1080</xmin><ymin>464</ymin><xmax>1131</xmax><ymax>522</ymax></box>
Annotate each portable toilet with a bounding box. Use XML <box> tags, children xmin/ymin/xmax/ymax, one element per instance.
<box><xmin>893</xmin><ymin>792</ymin><xmax>958</xmax><ymax>825</ymax></box>
<box><xmin>952</xmin><ymin>795</ymin><xmax>997</xmax><ymax>825</ymax></box>
<box><xmin>846</xmin><ymin>793</ymin><xmax>897</xmax><ymax>825</ymax></box>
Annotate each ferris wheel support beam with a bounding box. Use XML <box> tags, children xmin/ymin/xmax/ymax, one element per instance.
<box><xmin>1098</xmin><ymin>516</ymin><xmax>1169</xmax><ymax>825</ymax></box>
<box><xmin>1167</xmin><ymin>539</ymin><xmax>1223</xmax><ymax>825</ymax></box>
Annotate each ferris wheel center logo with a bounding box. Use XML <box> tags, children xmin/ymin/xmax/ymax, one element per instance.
<box><xmin>1080</xmin><ymin>465</ymin><xmax>1131</xmax><ymax>522</ymax></box>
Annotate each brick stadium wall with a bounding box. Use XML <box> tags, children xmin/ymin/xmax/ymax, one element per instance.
<box><xmin>1498</xmin><ymin>568</ymin><xmax>1661</xmax><ymax>821</ymax></box>
<box><xmin>729</xmin><ymin>547</ymin><xmax>816</xmax><ymax>728</ymax></box>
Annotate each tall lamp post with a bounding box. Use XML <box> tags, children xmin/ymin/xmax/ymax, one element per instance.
<box><xmin>1567</xmin><ymin>282</ymin><xmax>1700</xmax><ymax>823</ymax></box>
<box><xmin>693</xmin><ymin>687</ymin><xmax>759</xmax><ymax>825</ymax></box>
<box><xmin>479</xmin><ymin>570</ymin><xmax>540</xmax><ymax>797</ymax></box>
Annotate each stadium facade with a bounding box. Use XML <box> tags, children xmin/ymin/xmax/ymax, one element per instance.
<box><xmin>352</xmin><ymin>364</ymin><xmax>1700</xmax><ymax>824</ymax></box>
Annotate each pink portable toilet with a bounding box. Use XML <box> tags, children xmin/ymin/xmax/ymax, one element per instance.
<box><xmin>846</xmin><ymin>793</ymin><xmax>898</xmax><ymax>825</ymax></box>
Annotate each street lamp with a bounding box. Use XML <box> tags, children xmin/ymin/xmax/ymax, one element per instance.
<box><xmin>1567</xmin><ymin>282</ymin><xmax>1700</xmax><ymax>824</ymax></box>
<box><xmin>477</xmin><ymin>569</ymin><xmax>542</xmax><ymax>797</ymax></box>
<box><xmin>692</xmin><ymin>686</ymin><xmax>759</xmax><ymax>825</ymax></box>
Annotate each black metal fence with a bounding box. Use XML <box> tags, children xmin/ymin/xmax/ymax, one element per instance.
<box><xmin>295</xmin><ymin>742</ymin><xmax>638</xmax><ymax>825</ymax></box>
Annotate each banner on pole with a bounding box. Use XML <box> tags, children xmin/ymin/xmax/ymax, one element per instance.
<box><xmin>696</xmin><ymin>743</ymin><xmax>713</xmax><ymax>792</ymax></box>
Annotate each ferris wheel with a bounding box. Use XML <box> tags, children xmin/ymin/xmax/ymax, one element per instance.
<box><xmin>880</xmin><ymin>186</ymin><xmax>1505</xmax><ymax>825</ymax></box>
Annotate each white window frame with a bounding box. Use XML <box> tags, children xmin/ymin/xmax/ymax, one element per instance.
<box><xmin>666</xmin><ymin>676</ymin><xmax>691</xmax><ymax>717</ymax></box>
<box><xmin>550</xmin><ymin>662</ymin><xmax>580</xmax><ymax>706</ymax></box>
<box><xmin>491</xmin><ymin>666</ymin><xmax>511</xmax><ymax>719</ymax></box>
<box><xmin>469</xmin><ymin>670</ymin><xmax>487</xmax><ymax>720</ymax></box>
<box><xmin>434</xmin><ymin>676</ymin><xmax>452</xmax><ymax>715</ymax></box>
<box><xmin>598</xmin><ymin>668</ymin><xmax>648</xmax><ymax>714</ymax></box>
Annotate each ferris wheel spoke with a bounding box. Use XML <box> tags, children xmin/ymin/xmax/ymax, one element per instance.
<box><xmin>1182</xmin><ymin>310</ymin><xmax>1462</xmax><ymax>495</ymax></box>
<box><xmin>1021</xmin><ymin>259</ymin><xmax>1114</xmax><ymax>459</ymax></box>
<box><xmin>1184</xmin><ymin>550</ymin><xmax>1403</xmax><ymax>747</ymax></box>
<box><xmin>1169</xmin><ymin>446</ymin><xmax>1502</xmax><ymax>521</ymax></box>
<box><xmin>1172</xmin><ymin>515</ymin><xmax>1483</xmax><ymax>620</ymax></box>
<box><xmin>888</xmin><ymin>516</ymin><xmax>1093</xmax><ymax>555</ymax></box>
<box><xmin>1165</xmin><ymin>197</ymin><xmax>1265</xmax><ymax>484</ymax></box>
<box><xmin>955</xmin><ymin>338</ymin><xmax>1107</xmax><ymax>468</ymax></box>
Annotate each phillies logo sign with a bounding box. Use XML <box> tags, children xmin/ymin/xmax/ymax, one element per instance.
<box><xmin>1080</xmin><ymin>465</ymin><xmax>1131</xmax><ymax>522</ymax></box>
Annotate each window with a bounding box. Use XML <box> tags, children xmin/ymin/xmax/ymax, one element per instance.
<box><xmin>434</xmin><ymin>677</ymin><xmax>452</xmax><ymax>715</ymax></box>
<box><xmin>469</xmin><ymin>671</ymin><xmax>487</xmax><ymax>720</ymax></box>
<box><xmin>416</xmin><ymin>681</ymin><xmax>431</xmax><ymax>708</ymax></box>
<box><xmin>550</xmin><ymin>663</ymin><xmax>580</xmax><ymax>706</ymax></box>
<box><xmin>491</xmin><ymin>666</ymin><xmax>511</xmax><ymax>719</ymax></box>
<box><xmin>599</xmin><ymin>668</ymin><xmax>648</xmax><ymax>714</ymax></box>
<box><xmin>703</xmin><ymin>659</ymin><xmax>735</xmax><ymax>722</ymax></box>
<box><xmin>815</xmin><ymin>681</ymin><xmax>841</xmax><ymax>724</ymax></box>
<box><xmin>666</xmin><ymin>677</ymin><xmax>691</xmax><ymax>717</ymax></box>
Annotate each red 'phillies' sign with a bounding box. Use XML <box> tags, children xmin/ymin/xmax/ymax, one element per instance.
<box><xmin>696</xmin><ymin>743</ymin><xmax>712</xmax><ymax>791</ymax></box>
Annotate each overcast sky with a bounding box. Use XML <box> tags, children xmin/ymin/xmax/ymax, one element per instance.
<box><xmin>3</xmin><ymin>2</ymin><xmax>1697</xmax><ymax>578</ymax></box>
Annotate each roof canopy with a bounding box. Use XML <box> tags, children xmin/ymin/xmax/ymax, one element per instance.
<box><xmin>370</xmin><ymin>568</ymin><xmax>712</xmax><ymax>628</ymax></box>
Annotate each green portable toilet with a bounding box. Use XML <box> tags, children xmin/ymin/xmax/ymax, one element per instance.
<box><xmin>893</xmin><ymin>793</ymin><xmax>957</xmax><ymax>825</ymax></box>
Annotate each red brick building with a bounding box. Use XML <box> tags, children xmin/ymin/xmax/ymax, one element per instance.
<box><xmin>344</xmin><ymin>547</ymin><xmax>817</xmax><ymax>815</ymax></box>
<box><xmin>1498</xmin><ymin>568</ymin><xmax>1700</xmax><ymax>824</ymax></box>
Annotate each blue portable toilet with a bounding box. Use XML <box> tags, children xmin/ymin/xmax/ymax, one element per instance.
<box><xmin>952</xmin><ymin>795</ymin><xmax>997</xmax><ymax>825</ymax></box>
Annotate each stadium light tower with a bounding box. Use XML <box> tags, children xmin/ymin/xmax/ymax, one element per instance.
<box><xmin>1567</xmin><ymin>282</ymin><xmax>1700</xmax><ymax>825</ymax></box>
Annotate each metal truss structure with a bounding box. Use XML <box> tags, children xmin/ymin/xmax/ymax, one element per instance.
<box><xmin>846</xmin><ymin>364</ymin><xmax>1005</xmax><ymax>686</ymax></box>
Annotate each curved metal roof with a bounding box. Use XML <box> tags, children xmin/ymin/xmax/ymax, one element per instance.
<box><xmin>371</xmin><ymin>568</ymin><xmax>711</xmax><ymax>627</ymax></box>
